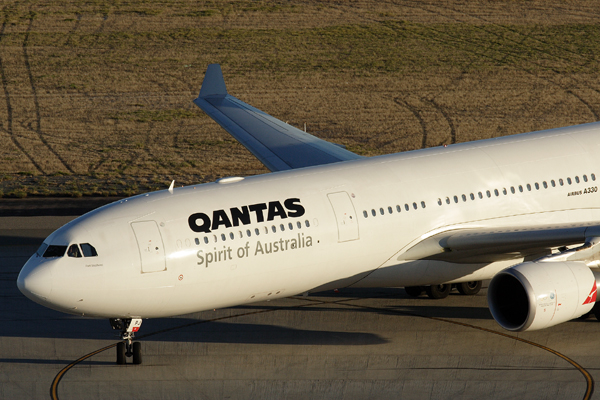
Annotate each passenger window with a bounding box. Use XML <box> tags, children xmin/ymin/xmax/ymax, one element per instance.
<box><xmin>371</xmin><ymin>209</ymin><xmax>376</xmax><ymax>217</ymax></box>
<box><xmin>461</xmin><ymin>194</ymin><xmax>466</xmax><ymax>202</ymax></box>
<box><xmin>305</xmin><ymin>220</ymin><xmax>310</xmax><ymax>227</ymax></box>
<box><xmin>221</xmin><ymin>234</ymin><xmax>226</xmax><ymax>241</ymax></box>
<box><xmin>297</xmin><ymin>221</ymin><xmax>302</xmax><ymax>229</ymax></box>
<box><xmin>567</xmin><ymin>177</ymin><xmax>572</xmax><ymax>185</ymax></box>
<box><xmin>288</xmin><ymin>223</ymin><xmax>293</xmax><ymax>230</ymax></box>
<box><xmin>413</xmin><ymin>202</ymin><xmax>418</xmax><ymax>210</ymax></box>
<box><xmin>584</xmin><ymin>175</ymin><xmax>588</xmax><ymax>182</ymax></box>
<box><xmin>379</xmin><ymin>208</ymin><xmax>384</xmax><ymax>215</ymax></box>
<box><xmin>280</xmin><ymin>224</ymin><xmax>285</xmax><ymax>231</ymax></box>
<box><xmin>405</xmin><ymin>204</ymin><xmax>409</xmax><ymax>211</ymax></box>
<box><xmin>559</xmin><ymin>179</ymin><xmax>564</xmax><ymax>186</ymax></box>
<box><xmin>213</xmin><ymin>235</ymin><xmax>217</xmax><ymax>243</ymax></box>
<box><xmin>551</xmin><ymin>180</ymin><xmax>556</xmax><ymax>187</ymax></box>
<box><xmin>592</xmin><ymin>173</ymin><xmax>596</xmax><ymax>181</ymax></box>
<box><xmin>478</xmin><ymin>192</ymin><xmax>483</xmax><ymax>199</ymax></box>
<box><xmin>388</xmin><ymin>206</ymin><xmax>393</xmax><ymax>214</ymax></box>
<box><xmin>502</xmin><ymin>188</ymin><xmax>507</xmax><ymax>195</ymax></box>
<box><xmin>363</xmin><ymin>211</ymin><xmax>368</xmax><ymax>218</ymax></box>
<box><xmin>494</xmin><ymin>189</ymin><xmax>499</xmax><ymax>196</ymax></box>
<box><xmin>575</xmin><ymin>176</ymin><xmax>580</xmax><ymax>183</ymax></box>
<box><xmin>67</xmin><ymin>244</ymin><xmax>82</xmax><ymax>258</ymax></box>
<box><xmin>195</xmin><ymin>238</ymin><xmax>200</xmax><ymax>245</ymax></box>
<box><xmin>438</xmin><ymin>198</ymin><xmax>442</xmax><ymax>206</ymax></box>
<box><xmin>239</xmin><ymin>231</ymin><xmax>243</xmax><ymax>238</ymax></box>
<box><xmin>255</xmin><ymin>228</ymin><xmax>260</xmax><ymax>236</ymax></box>
<box><xmin>246</xmin><ymin>229</ymin><xmax>252</xmax><ymax>237</ymax></box>
<box><xmin>534</xmin><ymin>183</ymin><xmax>539</xmax><ymax>190</ymax></box>
<box><xmin>453</xmin><ymin>196</ymin><xmax>458</xmax><ymax>203</ymax></box>
<box><xmin>445</xmin><ymin>197</ymin><xmax>450</xmax><ymax>204</ymax></box>
<box><xmin>204</xmin><ymin>237</ymin><xmax>209</xmax><ymax>244</ymax></box>
<box><xmin>421</xmin><ymin>201</ymin><xmax>426</xmax><ymax>208</ymax></box>
<box><xmin>519</xmin><ymin>185</ymin><xmax>523</xmax><ymax>192</ymax></box>
<box><xmin>511</xmin><ymin>187</ymin><xmax>515</xmax><ymax>194</ymax></box>
<box><xmin>80</xmin><ymin>243</ymin><xmax>98</xmax><ymax>257</ymax></box>
<box><xmin>526</xmin><ymin>184</ymin><xmax>531</xmax><ymax>191</ymax></box>
<box><xmin>470</xmin><ymin>193</ymin><xmax>475</xmax><ymax>200</ymax></box>
<box><xmin>486</xmin><ymin>190</ymin><xmax>491</xmax><ymax>198</ymax></box>
<box><xmin>272</xmin><ymin>226</ymin><xmax>276</xmax><ymax>233</ymax></box>
<box><xmin>43</xmin><ymin>245</ymin><xmax>67</xmax><ymax>258</ymax></box>
<box><xmin>543</xmin><ymin>181</ymin><xmax>548</xmax><ymax>189</ymax></box>
<box><xmin>396</xmin><ymin>205</ymin><xmax>401</xmax><ymax>212</ymax></box>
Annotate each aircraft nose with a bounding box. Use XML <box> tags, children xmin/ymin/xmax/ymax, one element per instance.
<box><xmin>17</xmin><ymin>259</ymin><xmax>53</xmax><ymax>302</ymax></box>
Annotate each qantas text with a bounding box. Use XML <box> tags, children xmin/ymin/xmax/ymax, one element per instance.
<box><xmin>188</xmin><ymin>198</ymin><xmax>305</xmax><ymax>233</ymax></box>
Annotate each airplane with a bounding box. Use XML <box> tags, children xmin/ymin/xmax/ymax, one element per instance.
<box><xmin>17</xmin><ymin>64</ymin><xmax>600</xmax><ymax>365</ymax></box>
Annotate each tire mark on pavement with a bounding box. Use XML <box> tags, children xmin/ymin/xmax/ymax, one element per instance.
<box><xmin>0</xmin><ymin>4</ymin><xmax>44</xmax><ymax>174</ymax></box>
<box><xmin>394</xmin><ymin>97</ymin><xmax>428</xmax><ymax>149</ymax></box>
<box><xmin>49</xmin><ymin>296</ymin><xmax>365</xmax><ymax>400</ymax></box>
<box><xmin>49</xmin><ymin>291</ymin><xmax>594</xmax><ymax>400</ymax></box>
<box><xmin>23</xmin><ymin>11</ymin><xmax>74</xmax><ymax>173</ymax></box>
<box><xmin>407</xmin><ymin>23</ymin><xmax>600</xmax><ymax>121</ymax></box>
<box><xmin>400</xmin><ymin>1</ymin><xmax>600</xmax><ymax>121</ymax></box>
<box><xmin>428</xmin><ymin>98</ymin><xmax>456</xmax><ymax>144</ymax></box>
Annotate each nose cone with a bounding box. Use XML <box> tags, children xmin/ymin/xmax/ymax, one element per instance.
<box><xmin>17</xmin><ymin>257</ymin><xmax>53</xmax><ymax>304</ymax></box>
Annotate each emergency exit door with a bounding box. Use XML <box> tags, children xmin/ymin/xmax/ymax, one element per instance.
<box><xmin>131</xmin><ymin>221</ymin><xmax>166</xmax><ymax>273</ymax></box>
<box><xmin>327</xmin><ymin>192</ymin><xmax>359</xmax><ymax>242</ymax></box>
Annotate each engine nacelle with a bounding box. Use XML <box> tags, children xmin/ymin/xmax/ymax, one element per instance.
<box><xmin>488</xmin><ymin>261</ymin><xmax>597</xmax><ymax>332</ymax></box>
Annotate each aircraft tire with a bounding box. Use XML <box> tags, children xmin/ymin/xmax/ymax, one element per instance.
<box><xmin>133</xmin><ymin>342</ymin><xmax>142</xmax><ymax>365</ymax></box>
<box><xmin>404</xmin><ymin>286</ymin><xmax>424</xmax><ymax>297</ymax></box>
<box><xmin>426</xmin><ymin>284</ymin><xmax>451</xmax><ymax>299</ymax></box>
<box><xmin>117</xmin><ymin>342</ymin><xmax>126</xmax><ymax>365</ymax></box>
<box><xmin>457</xmin><ymin>281</ymin><xmax>482</xmax><ymax>295</ymax></box>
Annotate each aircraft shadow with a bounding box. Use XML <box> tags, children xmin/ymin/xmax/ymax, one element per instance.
<box><xmin>1</xmin><ymin>282</ymin><xmax>493</xmax><ymax>345</ymax></box>
<box><xmin>0</xmin><ymin>358</ymin><xmax>112</xmax><ymax>366</ymax></box>
<box><xmin>141</xmin><ymin>319</ymin><xmax>388</xmax><ymax>346</ymax></box>
<box><xmin>231</xmin><ymin>302</ymin><xmax>495</xmax><ymax>321</ymax></box>
<box><xmin>0</xmin><ymin>302</ymin><xmax>387</xmax><ymax>346</ymax></box>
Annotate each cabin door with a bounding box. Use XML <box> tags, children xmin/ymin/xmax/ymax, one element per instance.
<box><xmin>131</xmin><ymin>221</ymin><xmax>166</xmax><ymax>273</ymax></box>
<box><xmin>327</xmin><ymin>191</ymin><xmax>359</xmax><ymax>242</ymax></box>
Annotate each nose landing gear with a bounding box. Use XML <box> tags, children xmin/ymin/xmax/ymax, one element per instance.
<box><xmin>110</xmin><ymin>318</ymin><xmax>142</xmax><ymax>365</ymax></box>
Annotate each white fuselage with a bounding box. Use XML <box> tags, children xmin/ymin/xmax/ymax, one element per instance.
<box><xmin>17</xmin><ymin>122</ymin><xmax>600</xmax><ymax>319</ymax></box>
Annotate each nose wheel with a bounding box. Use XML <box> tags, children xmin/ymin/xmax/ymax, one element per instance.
<box><xmin>110</xmin><ymin>318</ymin><xmax>143</xmax><ymax>365</ymax></box>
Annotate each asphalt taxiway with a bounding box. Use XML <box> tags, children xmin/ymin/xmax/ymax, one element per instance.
<box><xmin>1</xmin><ymin>210</ymin><xmax>600</xmax><ymax>399</ymax></box>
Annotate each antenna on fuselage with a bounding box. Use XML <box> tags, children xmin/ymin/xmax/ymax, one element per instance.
<box><xmin>168</xmin><ymin>180</ymin><xmax>175</xmax><ymax>193</ymax></box>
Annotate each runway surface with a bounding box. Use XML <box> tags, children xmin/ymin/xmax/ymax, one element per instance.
<box><xmin>2</xmin><ymin>213</ymin><xmax>600</xmax><ymax>399</ymax></box>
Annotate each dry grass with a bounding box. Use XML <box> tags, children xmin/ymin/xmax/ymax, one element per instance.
<box><xmin>0</xmin><ymin>0</ymin><xmax>599</xmax><ymax>196</ymax></box>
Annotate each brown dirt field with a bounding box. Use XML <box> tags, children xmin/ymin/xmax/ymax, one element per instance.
<box><xmin>0</xmin><ymin>0</ymin><xmax>599</xmax><ymax>197</ymax></box>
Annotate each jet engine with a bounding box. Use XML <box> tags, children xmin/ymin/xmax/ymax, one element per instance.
<box><xmin>488</xmin><ymin>261</ymin><xmax>598</xmax><ymax>332</ymax></box>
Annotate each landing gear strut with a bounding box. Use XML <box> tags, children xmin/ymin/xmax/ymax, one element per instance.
<box><xmin>110</xmin><ymin>318</ymin><xmax>142</xmax><ymax>365</ymax></box>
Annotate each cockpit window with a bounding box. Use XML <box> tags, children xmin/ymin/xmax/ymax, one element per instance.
<box><xmin>43</xmin><ymin>245</ymin><xmax>67</xmax><ymax>258</ymax></box>
<box><xmin>36</xmin><ymin>243</ymin><xmax>48</xmax><ymax>257</ymax></box>
<box><xmin>80</xmin><ymin>243</ymin><xmax>98</xmax><ymax>257</ymax></box>
<box><xmin>68</xmin><ymin>244</ymin><xmax>82</xmax><ymax>258</ymax></box>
